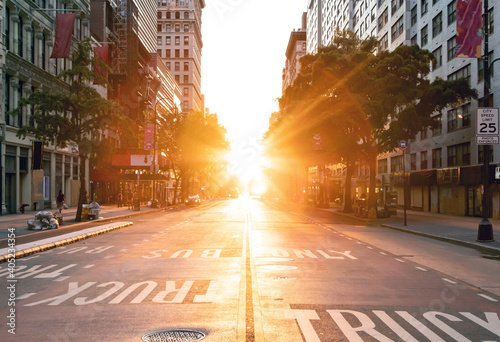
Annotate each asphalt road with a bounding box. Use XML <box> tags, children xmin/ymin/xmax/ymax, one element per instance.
<box><xmin>1</xmin><ymin>197</ymin><xmax>499</xmax><ymax>341</ymax></box>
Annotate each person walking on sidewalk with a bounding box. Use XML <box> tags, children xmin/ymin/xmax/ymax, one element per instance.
<box><xmin>117</xmin><ymin>191</ymin><xmax>123</xmax><ymax>208</ymax></box>
<box><xmin>56</xmin><ymin>190</ymin><xmax>65</xmax><ymax>213</ymax></box>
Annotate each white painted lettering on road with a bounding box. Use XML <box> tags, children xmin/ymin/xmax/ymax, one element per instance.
<box><xmin>35</xmin><ymin>264</ymin><xmax>77</xmax><ymax>278</ymax></box>
<box><xmin>170</xmin><ymin>250</ymin><xmax>193</xmax><ymax>258</ymax></box>
<box><xmin>460</xmin><ymin>312</ymin><xmax>500</xmax><ymax>336</ymax></box>
<box><xmin>153</xmin><ymin>281</ymin><xmax>193</xmax><ymax>303</ymax></box>
<box><xmin>74</xmin><ymin>281</ymin><xmax>125</xmax><ymax>305</ymax></box>
<box><xmin>373</xmin><ymin>310</ymin><xmax>419</xmax><ymax>342</ymax></box>
<box><xmin>284</xmin><ymin>309</ymin><xmax>321</xmax><ymax>342</ymax></box>
<box><xmin>328</xmin><ymin>310</ymin><xmax>393</xmax><ymax>342</ymax></box>
<box><xmin>142</xmin><ymin>250</ymin><xmax>169</xmax><ymax>259</ymax></box>
<box><xmin>25</xmin><ymin>282</ymin><xmax>96</xmax><ymax>306</ymax></box>
<box><xmin>423</xmin><ymin>312</ymin><xmax>471</xmax><ymax>342</ymax></box>
<box><xmin>396</xmin><ymin>311</ymin><xmax>446</xmax><ymax>341</ymax></box>
<box><xmin>109</xmin><ymin>281</ymin><xmax>157</xmax><ymax>304</ymax></box>
<box><xmin>201</xmin><ymin>249</ymin><xmax>221</xmax><ymax>258</ymax></box>
<box><xmin>194</xmin><ymin>281</ymin><xmax>222</xmax><ymax>302</ymax></box>
<box><xmin>86</xmin><ymin>246</ymin><xmax>114</xmax><ymax>254</ymax></box>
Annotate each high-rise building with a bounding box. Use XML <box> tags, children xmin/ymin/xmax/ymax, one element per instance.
<box><xmin>306</xmin><ymin>0</ymin><xmax>500</xmax><ymax>218</ymax></box>
<box><xmin>282</xmin><ymin>13</ymin><xmax>307</xmax><ymax>91</ymax></box>
<box><xmin>157</xmin><ymin>0</ymin><xmax>205</xmax><ymax>113</ymax></box>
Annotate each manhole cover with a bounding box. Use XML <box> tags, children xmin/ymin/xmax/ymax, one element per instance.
<box><xmin>258</xmin><ymin>257</ymin><xmax>295</xmax><ymax>262</ymax></box>
<box><xmin>142</xmin><ymin>329</ymin><xmax>205</xmax><ymax>342</ymax></box>
<box><xmin>259</xmin><ymin>265</ymin><xmax>298</xmax><ymax>270</ymax></box>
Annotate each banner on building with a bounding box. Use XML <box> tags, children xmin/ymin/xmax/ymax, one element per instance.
<box><xmin>50</xmin><ymin>13</ymin><xmax>76</xmax><ymax>58</ymax></box>
<box><xmin>93</xmin><ymin>45</ymin><xmax>109</xmax><ymax>84</ymax></box>
<box><xmin>144</xmin><ymin>125</ymin><xmax>154</xmax><ymax>151</ymax></box>
<box><xmin>455</xmin><ymin>0</ymin><xmax>483</xmax><ymax>58</ymax></box>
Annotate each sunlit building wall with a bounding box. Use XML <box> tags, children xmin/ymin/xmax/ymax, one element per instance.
<box><xmin>157</xmin><ymin>0</ymin><xmax>205</xmax><ymax>113</ymax></box>
<box><xmin>0</xmin><ymin>0</ymin><xmax>91</xmax><ymax>214</ymax></box>
<box><xmin>282</xmin><ymin>14</ymin><xmax>307</xmax><ymax>92</ymax></box>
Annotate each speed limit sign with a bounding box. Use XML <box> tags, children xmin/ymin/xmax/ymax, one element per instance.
<box><xmin>477</xmin><ymin>108</ymin><xmax>499</xmax><ymax>136</ymax></box>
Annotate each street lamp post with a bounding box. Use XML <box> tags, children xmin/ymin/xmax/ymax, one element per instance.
<box><xmin>478</xmin><ymin>0</ymin><xmax>495</xmax><ymax>242</ymax></box>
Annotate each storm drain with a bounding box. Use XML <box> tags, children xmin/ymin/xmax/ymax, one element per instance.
<box><xmin>142</xmin><ymin>329</ymin><xmax>205</xmax><ymax>342</ymax></box>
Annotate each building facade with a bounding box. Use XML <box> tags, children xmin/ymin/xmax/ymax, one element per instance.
<box><xmin>1</xmin><ymin>0</ymin><xmax>91</xmax><ymax>214</ymax></box>
<box><xmin>305</xmin><ymin>0</ymin><xmax>500</xmax><ymax>218</ymax></box>
<box><xmin>282</xmin><ymin>13</ymin><xmax>307</xmax><ymax>92</ymax></box>
<box><xmin>157</xmin><ymin>0</ymin><xmax>205</xmax><ymax>113</ymax></box>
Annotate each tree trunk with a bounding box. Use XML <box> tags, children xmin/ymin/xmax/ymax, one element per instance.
<box><xmin>343</xmin><ymin>160</ymin><xmax>354</xmax><ymax>213</ymax></box>
<box><xmin>368</xmin><ymin>150</ymin><xmax>378</xmax><ymax>220</ymax></box>
<box><xmin>75</xmin><ymin>154</ymin><xmax>87</xmax><ymax>222</ymax></box>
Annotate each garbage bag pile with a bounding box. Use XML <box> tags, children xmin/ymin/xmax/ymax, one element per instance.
<box><xmin>27</xmin><ymin>211</ymin><xmax>59</xmax><ymax>230</ymax></box>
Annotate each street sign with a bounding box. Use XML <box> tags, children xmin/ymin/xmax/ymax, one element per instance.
<box><xmin>477</xmin><ymin>136</ymin><xmax>499</xmax><ymax>145</ymax></box>
<box><xmin>476</xmin><ymin>108</ymin><xmax>499</xmax><ymax>136</ymax></box>
<box><xmin>398</xmin><ymin>140</ymin><xmax>408</xmax><ymax>151</ymax></box>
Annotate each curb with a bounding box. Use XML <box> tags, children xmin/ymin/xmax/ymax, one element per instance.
<box><xmin>380</xmin><ymin>224</ymin><xmax>500</xmax><ymax>254</ymax></box>
<box><xmin>0</xmin><ymin>221</ymin><xmax>133</xmax><ymax>264</ymax></box>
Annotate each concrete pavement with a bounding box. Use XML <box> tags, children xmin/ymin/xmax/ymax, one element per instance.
<box><xmin>322</xmin><ymin>206</ymin><xmax>500</xmax><ymax>253</ymax></box>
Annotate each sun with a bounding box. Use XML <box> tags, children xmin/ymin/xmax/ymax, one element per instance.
<box><xmin>225</xmin><ymin>139</ymin><xmax>268</xmax><ymax>191</ymax></box>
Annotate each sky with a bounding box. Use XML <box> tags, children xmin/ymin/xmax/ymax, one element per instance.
<box><xmin>201</xmin><ymin>0</ymin><xmax>308</xmax><ymax>183</ymax></box>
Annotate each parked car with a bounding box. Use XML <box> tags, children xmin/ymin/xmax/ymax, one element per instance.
<box><xmin>185</xmin><ymin>195</ymin><xmax>201</xmax><ymax>206</ymax></box>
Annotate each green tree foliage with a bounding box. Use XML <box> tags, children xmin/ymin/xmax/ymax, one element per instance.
<box><xmin>266</xmin><ymin>30</ymin><xmax>476</xmax><ymax>216</ymax></box>
<box><xmin>12</xmin><ymin>39</ymin><xmax>128</xmax><ymax>221</ymax></box>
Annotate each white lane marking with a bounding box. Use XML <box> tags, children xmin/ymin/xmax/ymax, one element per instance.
<box><xmin>379</xmin><ymin>252</ymin><xmax>387</xmax><ymax>255</ymax></box>
<box><xmin>83</xmin><ymin>265</ymin><xmax>95</xmax><ymax>269</ymax></box>
<box><xmin>54</xmin><ymin>276</ymin><xmax>70</xmax><ymax>282</ymax></box>
<box><xmin>356</xmin><ymin>242</ymin><xmax>363</xmax><ymax>245</ymax></box>
<box><xmin>284</xmin><ymin>309</ymin><xmax>321</xmax><ymax>342</ymax></box>
<box><xmin>442</xmin><ymin>278</ymin><xmax>457</xmax><ymax>284</ymax></box>
<box><xmin>395</xmin><ymin>259</ymin><xmax>405</xmax><ymax>263</ymax></box>
<box><xmin>120</xmin><ymin>249</ymin><xmax>128</xmax><ymax>252</ymax></box>
<box><xmin>19</xmin><ymin>255</ymin><xmax>40</xmax><ymax>261</ymax></box>
<box><xmin>18</xmin><ymin>293</ymin><xmax>37</xmax><ymax>300</ymax></box>
<box><xmin>416</xmin><ymin>267</ymin><xmax>428</xmax><ymax>272</ymax></box>
<box><xmin>478</xmin><ymin>294</ymin><xmax>498</xmax><ymax>302</ymax></box>
<box><xmin>104</xmin><ymin>255</ymin><xmax>113</xmax><ymax>259</ymax></box>
<box><xmin>366</xmin><ymin>246</ymin><xmax>373</xmax><ymax>250</ymax></box>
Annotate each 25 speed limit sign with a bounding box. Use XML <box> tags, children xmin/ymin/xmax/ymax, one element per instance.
<box><xmin>477</xmin><ymin>108</ymin><xmax>499</xmax><ymax>135</ymax></box>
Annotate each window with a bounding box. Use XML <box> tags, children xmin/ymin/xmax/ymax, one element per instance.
<box><xmin>5</xmin><ymin>74</ymin><xmax>11</xmax><ymax>125</ymax></box>
<box><xmin>432</xmin><ymin>148</ymin><xmax>442</xmax><ymax>168</ymax></box>
<box><xmin>18</xmin><ymin>16</ymin><xmax>23</xmax><ymax>57</ymax></box>
<box><xmin>166</xmin><ymin>36</ymin><xmax>171</xmax><ymax>44</ymax></box>
<box><xmin>378</xmin><ymin>159</ymin><xmax>388</xmax><ymax>174</ymax></box>
<box><xmin>175</xmin><ymin>75</ymin><xmax>180</xmax><ymax>83</ymax></box>
<box><xmin>391</xmin><ymin>16</ymin><xmax>404</xmax><ymax>41</ymax></box>
<box><xmin>487</xmin><ymin>8</ymin><xmax>494</xmax><ymax>35</ymax></box>
<box><xmin>184</xmin><ymin>24</ymin><xmax>189</xmax><ymax>32</ymax></box>
<box><xmin>448</xmin><ymin>64</ymin><xmax>471</xmax><ymax>84</ymax></box>
<box><xmin>183</xmin><ymin>100</ymin><xmax>188</xmax><ymax>109</ymax></box>
<box><xmin>157</xmin><ymin>36</ymin><xmax>162</xmax><ymax>45</ymax></box>
<box><xmin>184</xmin><ymin>49</ymin><xmax>189</xmax><ymax>57</ymax></box>
<box><xmin>447</xmin><ymin>142</ymin><xmax>470</xmax><ymax>166</ymax></box>
<box><xmin>421</xmin><ymin>127</ymin><xmax>428</xmax><ymax>140</ymax></box>
<box><xmin>432</xmin><ymin>0</ymin><xmax>440</xmax><ymax>5</ymax></box>
<box><xmin>175</xmin><ymin>25</ymin><xmax>180</xmax><ymax>32</ymax></box>
<box><xmin>158</xmin><ymin>12</ymin><xmax>162</xmax><ymax>19</ymax></box>
<box><xmin>183</xmin><ymin>87</ymin><xmax>189</xmax><ymax>96</ymax></box>
<box><xmin>421</xmin><ymin>25</ymin><xmax>428</xmax><ymax>46</ymax></box>
<box><xmin>157</xmin><ymin>49</ymin><xmax>162</xmax><ymax>58</ymax></box>
<box><xmin>432</xmin><ymin>12</ymin><xmax>443</xmax><ymax>37</ymax></box>
<box><xmin>175</xmin><ymin>11</ymin><xmax>180</xmax><ymax>19</ymax></box>
<box><xmin>166</xmin><ymin>62</ymin><xmax>171</xmax><ymax>70</ymax></box>
<box><xmin>432</xmin><ymin>46</ymin><xmax>442</xmax><ymax>69</ymax></box>
<box><xmin>175</xmin><ymin>62</ymin><xmax>180</xmax><ymax>71</ymax></box>
<box><xmin>380</xmin><ymin>33</ymin><xmax>389</xmax><ymax>51</ymax></box>
<box><xmin>447</xmin><ymin>36</ymin><xmax>456</xmax><ymax>61</ymax></box>
<box><xmin>421</xmin><ymin>0</ymin><xmax>428</xmax><ymax>16</ymax></box>
<box><xmin>378</xmin><ymin>8</ymin><xmax>389</xmax><ymax>30</ymax></box>
<box><xmin>411</xmin><ymin>6</ymin><xmax>418</xmax><ymax>26</ymax></box>
<box><xmin>411</xmin><ymin>34</ymin><xmax>418</xmax><ymax>45</ymax></box>
<box><xmin>478</xmin><ymin>52</ymin><xmax>495</xmax><ymax>82</ymax></box>
<box><xmin>184</xmin><ymin>11</ymin><xmax>189</xmax><ymax>19</ymax></box>
<box><xmin>421</xmin><ymin>151</ymin><xmax>428</xmax><ymax>169</ymax></box>
<box><xmin>411</xmin><ymin>153</ymin><xmax>417</xmax><ymax>171</ymax></box>
<box><xmin>166</xmin><ymin>24</ymin><xmax>171</xmax><ymax>32</ymax></box>
<box><xmin>183</xmin><ymin>75</ymin><xmax>189</xmax><ymax>83</ymax></box>
<box><xmin>167</xmin><ymin>12</ymin><xmax>171</xmax><ymax>19</ymax></box>
<box><xmin>391</xmin><ymin>156</ymin><xmax>403</xmax><ymax>172</ymax></box>
<box><xmin>432</xmin><ymin>114</ymin><xmax>442</xmax><ymax>136</ymax></box>
<box><xmin>184</xmin><ymin>36</ymin><xmax>189</xmax><ymax>45</ymax></box>
<box><xmin>166</xmin><ymin>49</ymin><xmax>171</xmax><ymax>57</ymax></box>
<box><xmin>447</xmin><ymin>0</ymin><xmax>456</xmax><ymax>25</ymax></box>
<box><xmin>447</xmin><ymin>103</ymin><xmax>471</xmax><ymax>131</ymax></box>
<box><xmin>184</xmin><ymin>62</ymin><xmax>189</xmax><ymax>71</ymax></box>
<box><xmin>175</xmin><ymin>36</ymin><xmax>180</xmax><ymax>45</ymax></box>
<box><xmin>478</xmin><ymin>145</ymin><xmax>494</xmax><ymax>163</ymax></box>
<box><xmin>157</xmin><ymin>24</ymin><xmax>162</xmax><ymax>31</ymax></box>
<box><xmin>175</xmin><ymin>49</ymin><xmax>180</xmax><ymax>57</ymax></box>
<box><xmin>5</xmin><ymin>7</ymin><xmax>10</xmax><ymax>51</ymax></box>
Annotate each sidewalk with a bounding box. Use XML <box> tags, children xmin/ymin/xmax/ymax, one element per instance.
<box><xmin>322</xmin><ymin>206</ymin><xmax>500</xmax><ymax>253</ymax></box>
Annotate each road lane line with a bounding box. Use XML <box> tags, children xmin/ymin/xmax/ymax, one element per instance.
<box><xmin>416</xmin><ymin>267</ymin><xmax>428</xmax><ymax>272</ymax></box>
<box><xmin>442</xmin><ymin>278</ymin><xmax>457</xmax><ymax>284</ymax></box>
<box><xmin>478</xmin><ymin>294</ymin><xmax>498</xmax><ymax>302</ymax></box>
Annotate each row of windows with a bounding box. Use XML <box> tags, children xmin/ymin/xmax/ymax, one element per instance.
<box><xmin>158</xmin><ymin>36</ymin><xmax>189</xmax><ymax>45</ymax></box>
<box><xmin>164</xmin><ymin>61</ymin><xmax>190</xmax><ymax>71</ymax></box>
<box><xmin>157</xmin><ymin>48</ymin><xmax>190</xmax><ymax>58</ymax></box>
<box><xmin>378</xmin><ymin>143</ymin><xmax>492</xmax><ymax>172</ymax></box>
<box><xmin>158</xmin><ymin>11</ymin><xmax>190</xmax><ymax>20</ymax></box>
<box><xmin>158</xmin><ymin>23</ymin><xmax>190</xmax><ymax>32</ymax></box>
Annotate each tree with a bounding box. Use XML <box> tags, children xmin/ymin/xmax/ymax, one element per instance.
<box><xmin>12</xmin><ymin>39</ymin><xmax>128</xmax><ymax>221</ymax></box>
<box><xmin>267</xmin><ymin>31</ymin><xmax>477</xmax><ymax>217</ymax></box>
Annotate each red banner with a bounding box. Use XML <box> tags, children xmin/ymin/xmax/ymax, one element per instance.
<box><xmin>455</xmin><ymin>0</ymin><xmax>483</xmax><ymax>58</ymax></box>
<box><xmin>50</xmin><ymin>13</ymin><xmax>76</xmax><ymax>58</ymax></box>
<box><xmin>93</xmin><ymin>45</ymin><xmax>109</xmax><ymax>84</ymax></box>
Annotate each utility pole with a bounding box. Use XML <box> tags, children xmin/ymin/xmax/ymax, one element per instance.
<box><xmin>478</xmin><ymin>0</ymin><xmax>495</xmax><ymax>242</ymax></box>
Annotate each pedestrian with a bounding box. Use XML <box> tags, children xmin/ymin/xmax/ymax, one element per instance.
<box><xmin>56</xmin><ymin>190</ymin><xmax>65</xmax><ymax>213</ymax></box>
<box><xmin>117</xmin><ymin>191</ymin><xmax>123</xmax><ymax>208</ymax></box>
